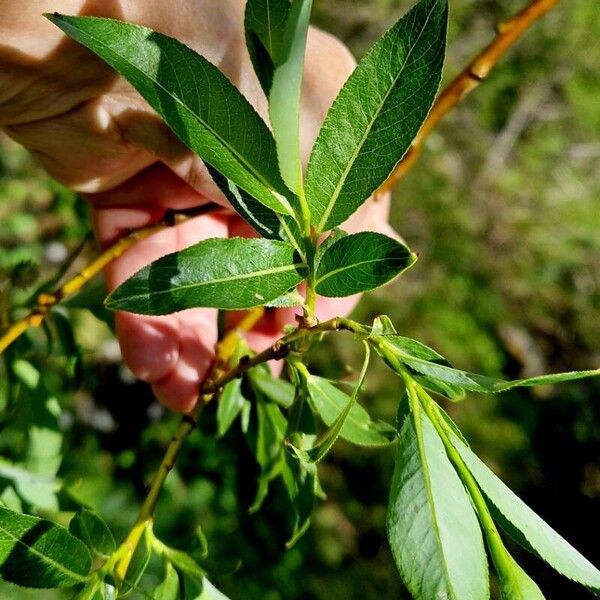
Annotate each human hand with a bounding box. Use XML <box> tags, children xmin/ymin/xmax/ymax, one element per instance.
<box><xmin>0</xmin><ymin>0</ymin><xmax>395</xmax><ymax>411</ymax></box>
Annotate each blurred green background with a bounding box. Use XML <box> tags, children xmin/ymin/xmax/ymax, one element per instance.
<box><xmin>0</xmin><ymin>0</ymin><xmax>598</xmax><ymax>598</ymax></box>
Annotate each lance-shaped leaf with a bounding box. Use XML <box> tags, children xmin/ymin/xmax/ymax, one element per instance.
<box><xmin>207</xmin><ymin>165</ymin><xmax>305</xmax><ymax>255</ymax></box>
<box><xmin>105</xmin><ymin>237</ymin><xmax>307</xmax><ymax>314</ymax></box>
<box><xmin>245</xmin><ymin>0</ymin><xmax>290</xmax><ymax>94</ymax></box>
<box><xmin>207</xmin><ymin>165</ymin><xmax>282</xmax><ymax>240</ymax></box>
<box><xmin>315</xmin><ymin>232</ymin><xmax>416</xmax><ymax>297</ymax></box>
<box><xmin>69</xmin><ymin>509</ymin><xmax>116</xmax><ymax>559</ymax></box>
<box><xmin>495</xmin><ymin>551</ymin><xmax>545</xmax><ymax>600</ymax></box>
<box><xmin>449</xmin><ymin>433</ymin><xmax>600</xmax><ymax>594</ymax></box>
<box><xmin>387</xmin><ymin>409</ymin><xmax>488</xmax><ymax>600</ymax></box>
<box><xmin>307</xmin><ymin>376</ymin><xmax>396</xmax><ymax>447</ymax></box>
<box><xmin>249</xmin><ymin>370</ymin><xmax>295</xmax><ymax>409</ymax></box>
<box><xmin>0</xmin><ymin>505</ymin><xmax>91</xmax><ymax>588</ymax></box>
<box><xmin>47</xmin><ymin>14</ymin><xmax>294</xmax><ymax>216</ymax></box>
<box><xmin>292</xmin><ymin>343</ymin><xmax>371</xmax><ymax>463</ymax></box>
<box><xmin>374</xmin><ymin>335</ymin><xmax>600</xmax><ymax>394</ymax></box>
<box><xmin>305</xmin><ymin>0</ymin><xmax>447</xmax><ymax>232</ymax></box>
<box><xmin>155</xmin><ymin>562</ymin><xmax>180</xmax><ymax>600</ymax></box>
<box><xmin>216</xmin><ymin>379</ymin><xmax>247</xmax><ymax>438</ymax></box>
<box><xmin>269</xmin><ymin>0</ymin><xmax>313</xmax><ymax>195</ymax></box>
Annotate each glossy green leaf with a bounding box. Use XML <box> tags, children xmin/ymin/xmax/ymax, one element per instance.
<box><xmin>69</xmin><ymin>508</ymin><xmax>116</xmax><ymax>559</ymax></box>
<box><xmin>307</xmin><ymin>376</ymin><xmax>396</xmax><ymax>447</ymax></box>
<box><xmin>315</xmin><ymin>232</ymin><xmax>416</xmax><ymax>297</ymax></box>
<box><xmin>0</xmin><ymin>505</ymin><xmax>91</xmax><ymax>588</ymax></box>
<box><xmin>305</xmin><ymin>0</ymin><xmax>447</xmax><ymax>231</ymax></box>
<box><xmin>244</xmin><ymin>0</ymin><xmax>290</xmax><ymax>93</ymax></box>
<box><xmin>264</xmin><ymin>288</ymin><xmax>304</xmax><ymax>307</ymax></box>
<box><xmin>387</xmin><ymin>409</ymin><xmax>488</xmax><ymax>600</ymax></box>
<box><xmin>216</xmin><ymin>380</ymin><xmax>246</xmax><ymax>438</ymax></box>
<box><xmin>375</xmin><ymin>335</ymin><xmax>600</xmax><ymax>394</ymax></box>
<box><xmin>47</xmin><ymin>14</ymin><xmax>294</xmax><ymax>216</ymax></box>
<box><xmin>105</xmin><ymin>237</ymin><xmax>307</xmax><ymax>314</ymax></box>
<box><xmin>155</xmin><ymin>562</ymin><xmax>180</xmax><ymax>600</ymax></box>
<box><xmin>207</xmin><ymin>165</ymin><xmax>282</xmax><ymax>239</ymax></box>
<box><xmin>450</xmin><ymin>433</ymin><xmax>600</xmax><ymax>593</ymax></box>
<box><xmin>269</xmin><ymin>0</ymin><xmax>313</xmax><ymax>194</ymax></box>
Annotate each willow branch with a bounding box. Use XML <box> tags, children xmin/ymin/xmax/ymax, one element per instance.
<box><xmin>111</xmin><ymin>314</ymin><xmax>363</xmax><ymax>583</ymax></box>
<box><xmin>0</xmin><ymin>204</ymin><xmax>220</xmax><ymax>355</ymax></box>
<box><xmin>377</xmin><ymin>0</ymin><xmax>559</xmax><ymax>194</ymax></box>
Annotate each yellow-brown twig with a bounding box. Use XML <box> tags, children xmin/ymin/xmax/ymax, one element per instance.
<box><xmin>378</xmin><ymin>0</ymin><xmax>559</xmax><ymax>194</ymax></box>
<box><xmin>0</xmin><ymin>205</ymin><xmax>221</xmax><ymax>355</ymax></box>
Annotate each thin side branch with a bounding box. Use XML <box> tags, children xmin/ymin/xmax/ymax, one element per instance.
<box><xmin>377</xmin><ymin>0</ymin><xmax>559</xmax><ymax>194</ymax></box>
<box><xmin>0</xmin><ymin>205</ymin><xmax>220</xmax><ymax>355</ymax></box>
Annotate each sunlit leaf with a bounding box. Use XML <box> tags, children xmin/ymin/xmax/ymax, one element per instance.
<box><xmin>47</xmin><ymin>15</ymin><xmax>294</xmax><ymax>216</ymax></box>
<box><xmin>306</xmin><ymin>376</ymin><xmax>396</xmax><ymax>447</ymax></box>
<box><xmin>387</xmin><ymin>408</ymin><xmax>488</xmax><ymax>600</ymax></box>
<box><xmin>269</xmin><ymin>0</ymin><xmax>313</xmax><ymax>194</ymax></box>
<box><xmin>245</xmin><ymin>0</ymin><xmax>290</xmax><ymax>93</ymax></box>
<box><xmin>450</xmin><ymin>433</ymin><xmax>600</xmax><ymax>593</ymax></box>
<box><xmin>0</xmin><ymin>505</ymin><xmax>91</xmax><ymax>588</ymax></box>
<box><xmin>315</xmin><ymin>232</ymin><xmax>416</xmax><ymax>297</ymax></box>
<box><xmin>105</xmin><ymin>238</ymin><xmax>307</xmax><ymax>314</ymax></box>
<box><xmin>69</xmin><ymin>508</ymin><xmax>116</xmax><ymax>559</ymax></box>
<box><xmin>305</xmin><ymin>0</ymin><xmax>447</xmax><ymax>231</ymax></box>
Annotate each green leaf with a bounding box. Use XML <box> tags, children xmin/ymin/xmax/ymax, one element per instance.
<box><xmin>47</xmin><ymin>15</ymin><xmax>294</xmax><ymax>216</ymax></box>
<box><xmin>264</xmin><ymin>288</ymin><xmax>304</xmax><ymax>308</ymax></box>
<box><xmin>216</xmin><ymin>380</ymin><xmax>246</xmax><ymax>438</ymax></box>
<box><xmin>206</xmin><ymin>165</ymin><xmax>304</xmax><ymax>255</ymax></box>
<box><xmin>281</xmin><ymin>453</ymin><xmax>317</xmax><ymax>547</ymax></box>
<box><xmin>375</xmin><ymin>335</ymin><xmax>600</xmax><ymax>394</ymax></box>
<box><xmin>244</xmin><ymin>0</ymin><xmax>290</xmax><ymax>93</ymax></box>
<box><xmin>269</xmin><ymin>0</ymin><xmax>313</xmax><ymax>195</ymax></box>
<box><xmin>206</xmin><ymin>165</ymin><xmax>282</xmax><ymax>240</ymax></box>
<box><xmin>162</xmin><ymin>545</ymin><xmax>205</xmax><ymax>580</ymax></box>
<box><xmin>105</xmin><ymin>237</ymin><xmax>307</xmax><ymax>314</ymax></box>
<box><xmin>194</xmin><ymin>578</ymin><xmax>232</xmax><ymax>600</ymax></box>
<box><xmin>292</xmin><ymin>343</ymin><xmax>371</xmax><ymax>463</ymax></box>
<box><xmin>314</xmin><ymin>232</ymin><xmax>416</xmax><ymax>297</ymax></box>
<box><xmin>387</xmin><ymin>407</ymin><xmax>488</xmax><ymax>600</ymax></box>
<box><xmin>306</xmin><ymin>376</ymin><xmax>396</xmax><ymax>447</ymax></box>
<box><xmin>449</xmin><ymin>433</ymin><xmax>600</xmax><ymax>593</ymax></box>
<box><xmin>120</xmin><ymin>526</ymin><xmax>151</xmax><ymax>596</ymax></box>
<box><xmin>0</xmin><ymin>505</ymin><xmax>91</xmax><ymax>588</ymax></box>
<box><xmin>496</xmin><ymin>553</ymin><xmax>545</xmax><ymax>600</ymax></box>
<box><xmin>305</xmin><ymin>0</ymin><xmax>447</xmax><ymax>231</ymax></box>
<box><xmin>244</xmin><ymin>391</ymin><xmax>288</xmax><ymax>513</ymax></box>
<box><xmin>155</xmin><ymin>562</ymin><xmax>180</xmax><ymax>600</ymax></box>
<box><xmin>69</xmin><ymin>508</ymin><xmax>116</xmax><ymax>559</ymax></box>
<box><xmin>249</xmin><ymin>370</ymin><xmax>295</xmax><ymax>409</ymax></box>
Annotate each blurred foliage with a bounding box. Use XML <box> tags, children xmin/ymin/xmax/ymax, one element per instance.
<box><xmin>0</xmin><ymin>0</ymin><xmax>599</xmax><ymax>598</ymax></box>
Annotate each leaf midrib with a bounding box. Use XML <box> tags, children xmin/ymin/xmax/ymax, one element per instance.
<box><xmin>108</xmin><ymin>261</ymin><xmax>306</xmax><ymax>305</ymax></box>
<box><xmin>57</xmin><ymin>18</ymin><xmax>287</xmax><ymax>210</ymax></box>
<box><xmin>0</xmin><ymin>521</ymin><xmax>89</xmax><ymax>583</ymax></box>
<box><xmin>315</xmin><ymin>254</ymin><xmax>405</xmax><ymax>287</ymax></box>
<box><xmin>314</xmin><ymin>1</ymin><xmax>437</xmax><ymax>232</ymax></box>
<box><xmin>310</xmin><ymin>378</ymin><xmax>371</xmax><ymax>432</ymax></box>
<box><xmin>410</xmin><ymin>409</ymin><xmax>457</xmax><ymax>599</ymax></box>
